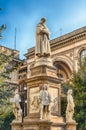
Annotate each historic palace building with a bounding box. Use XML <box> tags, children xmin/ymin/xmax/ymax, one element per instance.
<box><xmin>0</xmin><ymin>45</ymin><xmax>22</xmax><ymax>88</ymax></box>
<box><xmin>18</xmin><ymin>26</ymin><xmax>86</xmax><ymax>91</ymax></box>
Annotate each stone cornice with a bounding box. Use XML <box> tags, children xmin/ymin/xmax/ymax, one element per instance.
<box><xmin>0</xmin><ymin>45</ymin><xmax>19</xmax><ymax>52</ymax></box>
<box><xmin>24</xmin><ymin>26</ymin><xmax>86</xmax><ymax>58</ymax></box>
<box><xmin>51</xmin><ymin>26</ymin><xmax>86</xmax><ymax>51</ymax></box>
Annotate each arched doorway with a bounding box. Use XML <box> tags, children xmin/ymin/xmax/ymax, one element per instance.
<box><xmin>53</xmin><ymin>61</ymin><xmax>72</xmax><ymax>82</ymax></box>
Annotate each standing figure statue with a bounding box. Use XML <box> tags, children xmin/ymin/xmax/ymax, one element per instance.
<box><xmin>38</xmin><ymin>84</ymin><xmax>51</xmax><ymax>119</ymax></box>
<box><xmin>35</xmin><ymin>17</ymin><xmax>51</xmax><ymax>57</ymax></box>
<box><xmin>66</xmin><ymin>89</ymin><xmax>75</xmax><ymax>122</ymax></box>
<box><xmin>13</xmin><ymin>89</ymin><xmax>22</xmax><ymax>121</ymax></box>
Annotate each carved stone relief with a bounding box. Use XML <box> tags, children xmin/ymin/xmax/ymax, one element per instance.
<box><xmin>49</xmin><ymin>87</ymin><xmax>59</xmax><ymax>114</ymax></box>
<box><xmin>29</xmin><ymin>87</ymin><xmax>39</xmax><ymax>113</ymax></box>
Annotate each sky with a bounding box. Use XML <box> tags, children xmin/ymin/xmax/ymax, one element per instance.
<box><xmin>0</xmin><ymin>0</ymin><xmax>86</xmax><ymax>59</ymax></box>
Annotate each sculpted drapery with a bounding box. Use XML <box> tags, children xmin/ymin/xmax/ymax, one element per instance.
<box><xmin>66</xmin><ymin>89</ymin><xmax>75</xmax><ymax>122</ymax></box>
<box><xmin>35</xmin><ymin>18</ymin><xmax>51</xmax><ymax>57</ymax></box>
<box><xmin>13</xmin><ymin>89</ymin><xmax>22</xmax><ymax>121</ymax></box>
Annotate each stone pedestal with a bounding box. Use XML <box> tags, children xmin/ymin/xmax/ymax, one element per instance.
<box><xmin>23</xmin><ymin>119</ymin><xmax>52</xmax><ymax>130</ymax></box>
<box><xmin>34</xmin><ymin>57</ymin><xmax>53</xmax><ymax>67</ymax></box>
<box><xmin>25</xmin><ymin>63</ymin><xmax>62</xmax><ymax>118</ymax></box>
<box><xmin>11</xmin><ymin>121</ymin><xmax>22</xmax><ymax>130</ymax></box>
<box><xmin>23</xmin><ymin>117</ymin><xmax>65</xmax><ymax>130</ymax></box>
<box><xmin>21</xmin><ymin>57</ymin><xmax>65</xmax><ymax>130</ymax></box>
<box><xmin>11</xmin><ymin>57</ymin><xmax>67</xmax><ymax>130</ymax></box>
<box><xmin>66</xmin><ymin>122</ymin><xmax>77</xmax><ymax>130</ymax></box>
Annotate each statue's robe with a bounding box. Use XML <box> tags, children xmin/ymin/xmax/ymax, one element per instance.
<box><xmin>35</xmin><ymin>23</ymin><xmax>51</xmax><ymax>57</ymax></box>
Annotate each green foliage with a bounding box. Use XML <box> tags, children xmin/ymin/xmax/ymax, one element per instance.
<box><xmin>62</xmin><ymin>58</ymin><xmax>86</xmax><ymax>129</ymax></box>
<box><xmin>0</xmin><ymin>107</ymin><xmax>15</xmax><ymax>130</ymax></box>
<box><xmin>61</xmin><ymin>83</ymin><xmax>72</xmax><ymax>117</ymax></box>
<box><xmin>0</xmin><ymin>53</ymin><xmax>16</xmax><ymax>129</ymax></box>
<box><xmin>61</xmin><ymin>97</ymin><xmax>66</xmax><ymax>117</ymax></box>
<box><xmin>71</xmin><ymin>58</ymin><xmax>86</xmax><ymax>129</ymax></box>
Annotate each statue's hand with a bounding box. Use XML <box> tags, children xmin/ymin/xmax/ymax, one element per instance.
<box><xmin>37</xmin><ymin>97</ymin><xmax>41</xmax><ymax>104</ymax></box>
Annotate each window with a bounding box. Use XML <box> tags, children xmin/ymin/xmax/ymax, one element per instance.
<box><xmin>80</xmin><ymin>49</ymin><xmax>86</xmax><ymax>61</ymax></box>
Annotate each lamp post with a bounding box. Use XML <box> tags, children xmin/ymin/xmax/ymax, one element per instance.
<box><xmin>20</xmin><ymin>84</ymin><xmax>27</xmax><ymax>121</ymax></box>
<box><xmin>23</xmin><ymin>85</ymin><xmax>27</xmax><ymax>117</ymax></box>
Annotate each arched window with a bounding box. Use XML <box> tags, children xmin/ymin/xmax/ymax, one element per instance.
<box><xmin>80</xmin><ymin>49</ymin><xmax>86</xmax><ymax>61</ymax></box>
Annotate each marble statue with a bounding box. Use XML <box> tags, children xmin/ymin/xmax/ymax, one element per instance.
<box><xmin>13</xmin><ymin>89</ymin><xmax>22</xmax><ymax>121</ymax></box>
<box><xmin>35</xmin><ymin>17</ymin><xmax>51</xmax><ymax>57</ymax></box>
<box><xmin>27</xmin><ymin>64</ymin><xmax>31</xmax><ymax>78</ymax></box>
<box><xmin>38</xmin><ymin>84</ymin><xmax>51</xmax><ymax>119</ymax></box>
<box><xmin>66</xmin><ymin>89</ymin><xmax>75</xmax><ymax>122</ymax></box>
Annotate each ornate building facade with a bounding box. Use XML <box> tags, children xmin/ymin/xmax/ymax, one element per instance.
<box><xmin>23</xmin><ymin>26</ymin><xmax>86</xmax><ymax>83</ymax></box>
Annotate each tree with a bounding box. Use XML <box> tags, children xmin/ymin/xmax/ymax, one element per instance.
<box><xmin>71</xmin><ymin>58</ymin><xmax>86</xmax><ymax>129</ymax></box>
<box><xmin>0</xmin><ymin>53</ymin><xmax>15</xmax><ymax>129</ymax></box>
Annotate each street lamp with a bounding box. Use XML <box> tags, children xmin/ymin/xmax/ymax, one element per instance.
<box><xmin>24</xmin><ymin>85</ymin><xmax>27</xmax><ymax>91</ymax></box>
<box><xmin>23</xmin><ymin>85</ymin><xmax>27</xmax><ymax>117</ymax></box>
<box><xmin>20</xmin><ymin>84</ymin><xmax>27</xmax><ymax>121</ymax></box>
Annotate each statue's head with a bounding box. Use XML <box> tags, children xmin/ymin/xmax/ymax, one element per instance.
<box><xmin>15</xmin><ymin>89</ymin><xmax>18</xmax><ymax>94</ymax></box>
<box><xmin>67</xmin><ymin>89</ymin><xmax>72</xmax><ymax>95</ymax></box>
<box><xmin>43</xmin><ymin>84</ymin><xmax>49</xmax><ymax>90</ymax></box>
<box><xmin>41</xmin><ymin>17</ymin><xmax>46</xmax><ymax>23</ymax></box>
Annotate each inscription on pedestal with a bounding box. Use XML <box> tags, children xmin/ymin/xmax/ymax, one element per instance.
<box><xmin>31</xmin><ymin>67</ymin><xmax>41</xmax><ymax>75</ymax></box>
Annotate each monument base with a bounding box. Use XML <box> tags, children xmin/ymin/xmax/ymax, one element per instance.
<box><xmin>11</xmin><ymin>121</ymin><xmax>22</xmax><ymax>130</ymax></box>
<box><xmin>66</xmin><ymin>122</ymin><xmax>77</xmax><ymax>130</ymax></box>
<box><xmin>34</xmin><ymin>57</ymin><xmax>53</xmax><ymax>67</ymax></box>
<box><xmin>22</xmin><ymin>116</ymin><xmax>66</xmax><ymax>130</ymax></box>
